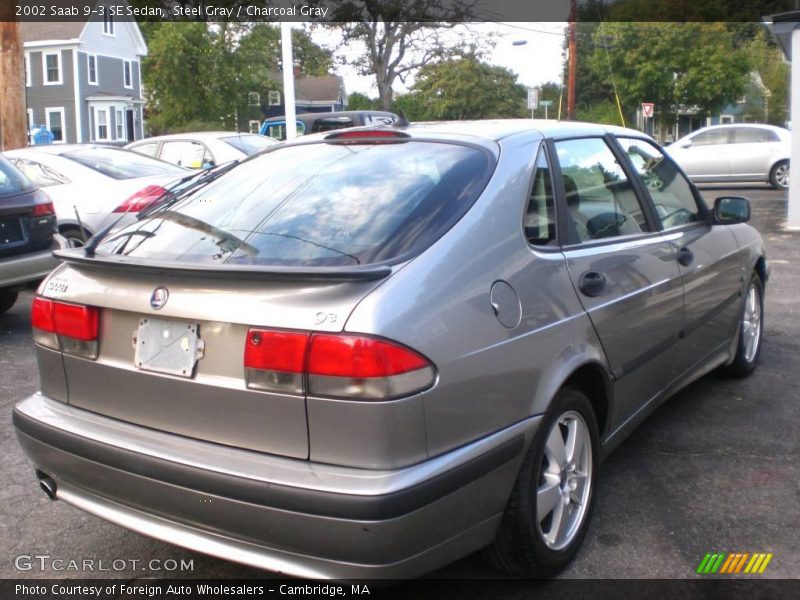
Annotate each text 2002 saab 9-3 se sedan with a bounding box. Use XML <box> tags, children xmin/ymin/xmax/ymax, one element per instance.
<box><xmin>14</xmin><ymin>121</ymin><xmax>767</xmax><ymax>579</ymax></box>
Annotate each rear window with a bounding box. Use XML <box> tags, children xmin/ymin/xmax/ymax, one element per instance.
<box><xmin>220</xmin><ymin>134</ymin><xmax>275</xmax><ymax>155</ymax></box>
<box><xmin>95</xmin><ymin>141</ymin><xmax>494</xmax><ymax>267</ymax></box>
<box><xmin>61</xmin><ymin>148</ymin><xmax>186</xmax><ymax>180</ymax></box>
<box><xmin>0</xmin><ymin>155</ymin><xmax>36</xmax><ymax>198</ymax></box>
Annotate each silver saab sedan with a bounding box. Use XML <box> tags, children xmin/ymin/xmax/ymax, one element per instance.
<box><xmin>14</xmin><ymin>121</ymin><xmax>767</xmax><ymax>579</ymax></box>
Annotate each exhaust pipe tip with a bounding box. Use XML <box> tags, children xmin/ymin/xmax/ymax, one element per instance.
<box><xmin>36</xmin><ymin>470</ymin><xmax>57</xmax><ymax>501</ymax></box>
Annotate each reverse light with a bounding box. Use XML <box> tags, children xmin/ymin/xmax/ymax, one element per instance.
<box><xmin>113</xmin><ymin>185</ymin><xmax>168</xmax><ymax>213</ymax></box>
<box><xmin>243</xmin><ymin>329</ymin><xmax>435</xmax><ymax>400</ymax></box>
<box><xmin>32</xmin><ymin>297</ymin><xmax>99</xmax><ymax>359</ymax></box>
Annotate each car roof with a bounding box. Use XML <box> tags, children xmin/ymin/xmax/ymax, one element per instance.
<box><xmin>128</xmin><ymin>132</ymin><xmax>260</xmax><ymax>145</ymax></box>
<box><xmin>687</xmin><ymin>123</ymin><xmax>789</xmax><ymax>134</ymax></box>
<box><xmin>292</xmin><ymin>119</ymin><xmax>652</xmax><ymax>144</ymax></box>
<box><xmin>5</xmin><ymin>144</ymin><xmax>131</xmax><ymax>156</ymax></box>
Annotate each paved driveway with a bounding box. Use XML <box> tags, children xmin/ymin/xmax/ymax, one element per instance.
<box><xmin>1</xmin><ymin>186</ymin><xmax>798</xmax><ymax>582</ymax></box>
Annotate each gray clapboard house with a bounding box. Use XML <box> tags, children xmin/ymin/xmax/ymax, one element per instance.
<box><xmin>22</xmin><ymin>11</ymin><xmax>147</xmax><ymax>145</ymax></box>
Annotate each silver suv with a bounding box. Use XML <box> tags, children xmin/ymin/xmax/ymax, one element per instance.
<box><xmin>14</xmin><ymin>121</ymin><xmax>767</xmax><ymax>578</ymax></box>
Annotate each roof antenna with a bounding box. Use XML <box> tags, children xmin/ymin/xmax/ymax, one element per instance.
<box><xmin>394</xmin><ymin>110</ymin><xmax>410</xmax><ymax>128</ymax></box>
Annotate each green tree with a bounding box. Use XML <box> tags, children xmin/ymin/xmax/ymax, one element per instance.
<box><xmin>348</xmin><ymin>92</ymin><xmax>379</xmax><ymax>110</ymax></box>
<box><xmin>742</xmin><ymin>29</ymin><xmax>789</xmax><ymax>125</ymax></box>
<box><xmin>585</xmin><ymin>23</ymin><xmax>751</xmax><ymax>123</ymax></box>
<box><xmin>410</xmin><ymin>57</ymin><xmax>527</xmax><ymax>120</ymax></box>
<box><xmin>143</xmin><ymin>23</ymin><xmax>224</xmax><ymax>133</ymax></box>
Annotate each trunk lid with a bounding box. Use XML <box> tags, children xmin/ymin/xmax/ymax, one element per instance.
<box><xmin>40</xmin><ymin>258</ymin><xmax>389</xmax><ymax>458</ymax></box>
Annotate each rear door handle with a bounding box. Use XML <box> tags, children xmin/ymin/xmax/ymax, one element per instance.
<box><xmin>677</xmin><ymin>246</ymin><xmax>694</xmax><ymax>266</ymax></box>
<box><xmin>579</xmin><ymin>271</ymin><xmax>606</xmax><ymax>297</ymax></box>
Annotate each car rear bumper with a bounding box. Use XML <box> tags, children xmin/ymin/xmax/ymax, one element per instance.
<box><xmin>0</xmin><ymin>247</ymin><xmax>59</xmax><ymax>289</ymax></box>
<box><xmin>13</xmin><ymin>393</ymin><xmax>538</xmax><ymax>579</ymax></box>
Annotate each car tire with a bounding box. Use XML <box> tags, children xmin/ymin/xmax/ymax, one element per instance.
<box><xmin>61</xmin><ymin>226</ymin><xmax>89</xmax><ymax>248</ymax></box>
<box><xmin>722</xmin><ymin>273</ymin><xmax>764</xmax><ymax>378</ymax></box>
<box><xmin>484</xmin><ymin>387</ymin><xmax>599</xmax><ymax>576</ymax></box>
<box><xmin>0</xmin><ymin>289</ymin><xmax>19</xmax><ymax>314</ymax></box>
<box><xmin>769</xmin><ymin>160</ymin><xmax>789</xmax><ymax>190</ymax></box>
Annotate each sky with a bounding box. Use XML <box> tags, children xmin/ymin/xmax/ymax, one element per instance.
<box><xmin>307</xmin><ymin>22</ymin><xmax>567</xmax><ymax>98</ymax></box>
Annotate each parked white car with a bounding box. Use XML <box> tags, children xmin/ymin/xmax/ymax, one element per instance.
<box><xmin>125</xmin><ymin>132</ymin><xmax>277</xmax><ymax>169</ymax></box>
<box><xmin>666</xmin><ymin>124</ymin><xmax>789</xmax><ymax>189</ymax></box>
<box><xmin>3</xmin><ymin>145</ymin><xmax>187</xmax><ymax>246</ymax></box>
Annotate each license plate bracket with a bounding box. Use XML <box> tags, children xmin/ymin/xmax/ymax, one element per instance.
<box><xmin>133</xmin><ymin>317</ymin><xmax>204</xmax><ymax>378</ymax></box>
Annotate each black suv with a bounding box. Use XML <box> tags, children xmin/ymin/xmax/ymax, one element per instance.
<box><xmin>0</xmin><ymin>154</ymin><xmax>58</xmax><ymax>314</ymax></box>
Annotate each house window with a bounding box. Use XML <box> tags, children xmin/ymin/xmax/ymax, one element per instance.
<box><xmin>24</xmin><ymin>53</ymin><xmax>31</xmax><ymax>86</ymax></box>
<box><xmin>43</xmin><ymin>52</ymin><xmax>62</xmax><ymax>85</ymax></box>
<box><xmin>87</xmin><ymin>54</ymin><xmax>98</xmax><ymax>84</ymax></box>
<box><xmin>720</xmin><ymin>115</ymin><xmax>734</xmax><ymax>124</ymax></box>
<box><xmin>249</xmin><ymin>120</ymin><xmax>261</xmax><ymax>134</ymax></box>
<box><xmin>103</xmin><ymin>12</ymin><xmax>114</xmax><ymax>35</ymax></box>
<box><xmin>96</xmin><ymin>109</ymin><xmax>109</xmax><ymax>140</ymax></box>
<box><xmin>45</xmin><ymin>108</ymin><xmax>65</xmax><ymax>143</ymax></box>
<box><xmin>248</xmin><ymin>92</ymin><xmax>260</xmax><ymax>107</ymax></box>
<box><xmin>268</xmin><ymin>90</ymin><xmax>281</xmax><ymax>106</ymax></box>
<box><xmin>123</xmin><ymin>61</ymin><xmax>132</xmax><ymax>88</ymax></box>
<box><xmin>115</xmin><ymin>108</ymin><xmax>124</xmax><ymax>139</ymax></box>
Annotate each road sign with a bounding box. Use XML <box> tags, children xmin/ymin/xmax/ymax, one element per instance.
<box><xmin>527</xmin><ymin>88</ymin><xmax>539</xmax><ymax>110</ymax></box>
<box><xmin>641</xmin><ymin>102</ymin><xmax>654</xmax><ymax>118</ymax></box>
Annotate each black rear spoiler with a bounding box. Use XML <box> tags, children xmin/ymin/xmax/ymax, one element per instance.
<box><xmin>53</xmin><ymin>248</ymin><xmax>393</xmax><ymax>282</ymax></box>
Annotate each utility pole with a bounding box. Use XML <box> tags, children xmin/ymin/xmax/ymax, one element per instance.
<box><xmin>0</xmin><ymin>8</ymin><xmax>27</xmax><ymax>151</ymax></box>
<box><xmin>567</xmin><ymin>0</ymin><xmax>577</xmax><ymax>121</ymax></box>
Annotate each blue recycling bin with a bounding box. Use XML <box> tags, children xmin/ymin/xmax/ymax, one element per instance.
<box><xmin>33</xmin><ymin>125</ymin><xmax>54</xmax><ymax>145</ymax></box>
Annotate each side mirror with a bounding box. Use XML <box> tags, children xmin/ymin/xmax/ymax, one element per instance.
<box><xmin>713</xmin><ymin>196</ymin><xmax>750</xmax><ymax>224</ymax></box>
<box><xmin>678</xmin><ymin>140</ymin><xmax>692</xmax><ymax>149</ymax></box>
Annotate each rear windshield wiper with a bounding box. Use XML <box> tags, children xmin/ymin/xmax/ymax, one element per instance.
<box><xmin>83</xmin><ymin>160</ymin><xmax>240</xmax><ymax>257</ymax></box>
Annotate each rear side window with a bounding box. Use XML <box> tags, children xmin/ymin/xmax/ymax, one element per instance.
<box><xmin>130</xmin><ymin>142</ymin><xmax>159</xmax><ymax>157</ymax></box>
<box><xmin>733</xmin><ymin>127</ymin><xmax>779</xmax><ymax>144</ymax></box>
<box><xmin>0</xmin><ymin>156</ymin><xmax>35</xmax><ymax>197</ymax></box>
<box><xmin>96</xmin><ymin>141</ymin><xmax>494</xmax><ymax>267</ymax></box>
<box><xmin>61</xmin><ymin>149</ymin><xmax>186</xmax><ymax>179</ymax></box>
<box><xmin>524</xmin><ymin>147</ymin><xmax>556</xmax><ymax>246</ymax></box>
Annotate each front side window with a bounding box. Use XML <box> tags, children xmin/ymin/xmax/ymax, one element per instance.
<box><xmin>619</xmin><ymin>137</ymin><xmax>700</xmax><ymax>230</ymax></box>
<box><xmin>160</xmin><ymin>141</ymin><xmax>213</xmax><ymax>169</ymax></box>
<box><xmin>524</xmin><ymin>146</ymin><xmax>556</xmax><ymax>246</ymax></box>
<box><xmin>95</xmin><ymin>141</ymin><xmax>494</xmax><ymax>267</ymax></box>
<box><xmin>691</xmin><ymin>128</ymin><xmax>729</xmax><ymax>146</ymax></box>
<box><xmin>555</xmin><ymin>138</ymin><xmax>650</xmax><ymax>244</ymax></box>
<box><xmin>43</xmin><ymin>52</ymin><xmax>61</xmax><ymax>84</ymax></box>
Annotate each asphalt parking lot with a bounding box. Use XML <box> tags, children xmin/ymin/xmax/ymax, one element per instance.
<box><xmin>1</xmin><ymin>185</ymin><xmax>798</xmax><ymax>583</ymax></box>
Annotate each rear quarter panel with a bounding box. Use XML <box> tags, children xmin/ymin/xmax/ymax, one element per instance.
<box><xmin>345</xmin><ymin>132</ymin><xmax>608</xmax><ymax>459</ymax></box>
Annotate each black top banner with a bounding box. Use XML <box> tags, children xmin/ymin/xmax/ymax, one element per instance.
<box><xmin>4</xmin><ymin>0</ymin><xmax>800</xmax><ymax>23</ymax></box>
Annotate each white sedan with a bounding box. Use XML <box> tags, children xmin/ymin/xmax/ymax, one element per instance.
<box><xmin>125</xmin><ymin>132</ymin><xmax>277</xmax><ymax>169</ymax></box>
<box><xmin>666</xmin><ymin>123</ymin><xmax>789</xmax><ymax>189</ymax></box>
<box><xmin>3</xmin><ymin>145</ymin><xmax>187</xmax><ymax>246</ymax></box>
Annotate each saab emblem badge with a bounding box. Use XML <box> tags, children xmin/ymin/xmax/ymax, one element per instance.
<box><xmin>150</xmin><ymin>287</ymin><xmax>169</xmax><ymax>310</ymax></box>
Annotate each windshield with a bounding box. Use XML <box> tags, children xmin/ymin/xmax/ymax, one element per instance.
<box><xmin>94</xmin><ymin>141</ymin><xmax>494</xmax><ymax>267</ymax></box>
<box><xmin>61</xmin><ymin>148</ymin><xmax>187</xmax><ymax>180</ymax></box>
<box><xmin>220</xmin><ymin>134</ymin><xmax>276</xmax><ymax>156</ymax></box>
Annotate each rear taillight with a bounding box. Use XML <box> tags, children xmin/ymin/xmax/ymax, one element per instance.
<box><xmin>32</xmin><ymin>297</ymin><xmax>99</xmax><ymax>359</ymax></box>
<box><xmin>30</xmin><ymin>201</ymin><xmax>55</xmax><ymax>217</ymax></box>
<box><xmin>113</xmin><ymin>184</ymin><xmax>168</xmax><ymax>213</ymax></box>
<box><xmin>244</xmin><ymin>329</ymin><xmax>435</xmax><ymax>400</ymax></box>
